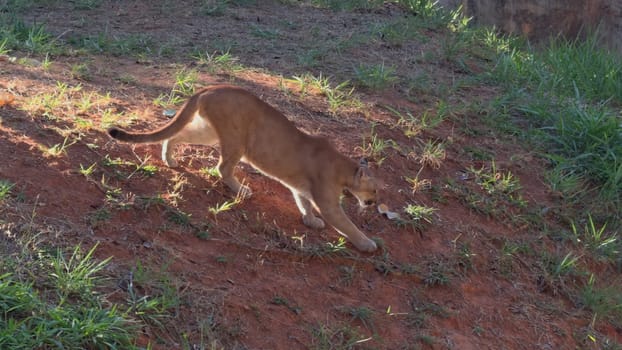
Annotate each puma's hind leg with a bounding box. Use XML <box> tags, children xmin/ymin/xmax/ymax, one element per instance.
<box><xmin>162</xmin><ymin>139</ymin><xmax>179</xmax><ymax>168</ymax></box>
<box><xmin>217</xmin><ymin>142</ymin><xmax>252</xmax><ymax>198</ymax></box>
<box><xmin>160</xmin><ymin>120</ymin><xmax>219</xmax><ymax>168</ymax></box>
<box><xmin>292</xmin><ymin>191</ymin><xmax>325</xmax><ymax>229</ymax></box>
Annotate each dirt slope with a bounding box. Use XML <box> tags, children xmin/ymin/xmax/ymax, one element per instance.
<box><xmin>1</xmin><ymin>1</ymin><xmax>618</xmax><ymax>349</ymax></box>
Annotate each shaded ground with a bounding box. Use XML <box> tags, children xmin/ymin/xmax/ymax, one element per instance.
<box><xmin>1</xmin><ymin>1</ymin><xmax>620</xmax><ymax>349</ymax></box>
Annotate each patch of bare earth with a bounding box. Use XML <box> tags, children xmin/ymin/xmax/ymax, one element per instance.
<box><xmin>1</xmin><ymin>1</ymin><xmax>618</xmax><ymax>349</ymax></box>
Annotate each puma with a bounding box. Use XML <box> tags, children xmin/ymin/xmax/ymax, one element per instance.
<box><xmin>107</xmin><ymin>85</ymin><xmax>378</xmax><ymax>252</ymax></box>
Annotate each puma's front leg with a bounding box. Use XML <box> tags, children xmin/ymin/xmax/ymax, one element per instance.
<box><xmin>320</xmin><ymin>208</ymin><xmax>377</xmax><ymax>252</ymax></box>
<box><xmin>292</xmin><ymin>192</ymin><xmax>324</xmax><ymax>229</ymax></box>
<box><xmin>313</xmin><ymin>189</ymin><xmax>377</xmax><ymax>252</ymax></box>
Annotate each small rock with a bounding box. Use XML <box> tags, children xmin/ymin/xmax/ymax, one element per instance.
<box><xmin>377</xmin><ymin>203</ymin><xmax>400</xmax><ymax>220</ymax></box>
<box><xmin>163</xmin><ymin>109</ymin><xmax>177</xmax><ymax>118</ymax></box>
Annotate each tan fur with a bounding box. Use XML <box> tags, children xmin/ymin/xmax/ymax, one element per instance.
<box><xmin>108</xmin><ymin>85</ymin><xmax>378</xmax><ymax>252</ymax></box>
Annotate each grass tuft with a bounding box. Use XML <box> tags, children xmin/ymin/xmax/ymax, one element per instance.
<box><xmin>50</xmin><ymin>244</ymin><xmax>111</xmax><ymax>303</ymax></box>
<box><xmin>0</xmin><ymin>247</ymin><xmax>136</xmax><ymax>349</ymax></box>
<box><xmin>354</xmin><ymin>63</ymin><xmax>398</xmax><ymax>90</ymax></box>
<box><xmin>0</xmin><ymin>179</ymin><xmax>14</xmax><ymax>201</ymax></box>
<box><xmin>488</xmin><ymin>32</ymin><xmax>622</xmax><ymax>217</ymax></box>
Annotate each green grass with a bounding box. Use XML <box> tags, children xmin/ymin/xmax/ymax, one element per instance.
<box><xmin>200</xmin><ymin>166</ymin><xmax>221</xmax><ymax>178</ymax></box>
<box><xmin>296</xmin><ymin>48</ymin><xmax>325</xmax><ymax>67</ymax></box>
<box><xmin>339</xmin><ymin>305</ymin><xmax>375</xmax><ymax>332</ymax></box>
<box><xmin>105</xmin><ymin>188</ymin><xmax>134</xmax><ymax>210</ymax></box>
<box><xmin>403</xmin><ymin>203</ymin><xmax>437</xmax><ymax>227</ymax></box>
<box><xmin>547</xmin><ymin>104</ymin><xmax>621</xmax><ymax>203</ymax></box>
<box><xmin>0</xmin><ymin>9</ymin><xmax>159</xmax><ymax>57</ymax></box>
<box><xmin>579</xmin><ymin>274</ymin><xmax>622</xmax><ymax>327</ymax></box>
<box><xmin>446</xmin><ymin>164</ymin><xmax>528</xmax><ymax>223</ymax></box>
<box><xmin>495</xmin><ymin>240</ymin><xmax>524</xmax><ymax>276</ymax></box>
<box><xmin>209</xmin><ymin>198</ymin><xmax>241</xmax><ymax>218</ymax></box>
<box><xmin>154</xmin><ymin>67</ymin><xmax>200</xmax><ymax>108</ymax></box>
<box><xmin>72</xmin><ymin>0</ymin><xmax>102</xmax><ymax>10</ymax></box>
<box><xmin>193</xmin><ymin>49</ymin><xmax>244</xmax><ymax>73</ymax></box>
<box><xmin>570</xmin><ymin>215</ymin><xmax>620</xmax><ymax>261</ymax></box>
<box><xmin>407</xmin><ymin>291</ymin><xmax>449</xmax><ymax>329</ymax></box>
<box><xmin>19</xmin><ymin>82</ymin><xmax>123</xmax><ymax>131</ymax></box>
<box><xmin>42</xmin><ymin>136</ymin><xmax>76</xmax><ymax>158</ymax></box>
<box><xmin>125</xmin><ymin>260</ymin><xmax>182</xmax><ymax>327</ymax></box>
<box><xmin>487</xmin><ymin>33</ymin><xmax>622</xmax><ymax>218</ymax></box>
<box><xmin>70</xmin><ymin>32</ymin><xmax>166</xmax><ymax>57</ymax></box>
<box><xmin>422</xmin><ymin>259</ymin><xmax>452</xmax><ymax>287</ymax></box>
<box><xmin>200</xmin><ymin>0</ymin><xmax>255</xmax><ymax>13</ymax></box>
<box><xmin>70</xmin><ymin>62</ymin><xmax>92</xmax><ymax>80</ymax></box>
<box><xmin>293</xmin><ymin>73</ymin><xmax>363</xmax><ymax>114</ymax></box>
<box><xmin>354</xmin><ymin>63</ymin><xmax>398</xmax><ymax>90</ymax></box>
<box><xmin>0</xmin><ymin>17</ymin><xmax>60</xmax><ymax>55</ymax></box>
<box><xmin>468</xmin><ymin>161</ymin><xmax>522</xmax><ymax>198</ymax></box>
<box><xmin>0</xmin><ymin>246</ymin><xmax>137</xmax><ymax>349</ymax></box>
<box><xmin>310</xmin><ymin>0</ymin><xmax>383</xmax><ymax>11</ymax></box>
<box><xmin>310</xmin><ymin>323</ymin><xmax>371</xmax><ymax>350</ymax></box>
<box><xmin>167</xmin><ymin>208</ymin><xmax>193</xmax><ymax>227</ymax></box>
<box><xmin>357</xmin><ymin>123</ymin><xmax>394</xmax><ymax>164</ymax></box>
<box><xmin>200</xmin><ymin>0</ymin><xmax>229</xmax><ymax>16</ymax></box>
<box><xmin>539</xmin><ymin>35</ymin><xmax>621</xmax><ymax>102</ymax></box>
<box><xmin>101</xmin><ymin>154</ymin><xmax>159</xmax><ymax>180</ymax></box>
<box><xmin>385</xmin><ymin>103</ymin><xmax>447</xmax><ymax>138</ymax></box>
<box><xmin>399</xmin><ymin>203</ymin><xmax>438</xmax><ymax>230</ymax></box>
<box><xmin>19</xmin><ymin>81</ymin><xmax>72</xmax><ymax>120</ymax></box>
<box><xmin>51</xmin><ymin>244</ymin><xmax>111</xmax><ymax>303</ymax></box>
<box><xmin>250</xmin><ymin>24</ymin><xmax>281</xmax><ymax>40</ymax></box>
<box><xmin>536</xmin><ymin>250</ymin><xmax>584</xmax><ymax>297</ymax></box>
<box><xmin>88</xmin><ymin>207</ymin><xmax>111</xmax><ymax>228</ymax></box>
<box><xmin>271</xmin><ymin>295</ymin><xmax>302</xmax><ymax>314</ymax></box>
<box><xmin>372</xmin><ymin>18</ymin><xmax>423</xmax><ymax>47</ymax></box>
<box><xmin>415</xmin><ymin>139</ymin><xmax>446</xmax><ymax>169</ymax></box>
<box><xmin>398</xmin><ymin>0</ymin><xmax>443</xmax><ymax>18</ymax></box>
<box><xmin>324</xmin><ymin>237</ymin><xmax>350</xmax><ymax>254</ymax></box>
<box><xmin>0</xmin><ymin>179</ymin><xmax>14</xmax><ymax>201</ymax></box>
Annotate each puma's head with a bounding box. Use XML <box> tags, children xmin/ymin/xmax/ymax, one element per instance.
<box><xmin>349</xmin><ymin>158</ymin><xmax>378</xmax><ymax>209</ymax></box>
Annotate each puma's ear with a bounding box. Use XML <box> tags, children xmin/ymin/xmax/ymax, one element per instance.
<box><xmin>359</xmin><ymin>157</ymin><xmax>369</xmax><ymax>168</ymax></box>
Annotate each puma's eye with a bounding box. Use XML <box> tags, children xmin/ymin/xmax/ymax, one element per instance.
<box><xmin>364</xmin><ymin>199</ymin><xmax>375</xmax><ymax>206</ymax></box>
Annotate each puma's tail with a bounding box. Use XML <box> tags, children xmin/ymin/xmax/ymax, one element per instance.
<box><xmin>107</xmin><ymin>91</ymin><xmax>201</xmax><ymax>143</ymax></box>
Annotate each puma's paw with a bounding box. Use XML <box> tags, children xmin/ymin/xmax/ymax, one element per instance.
<box><xmin>164</xmin><ymin>158</ymin><xmax>179</xmax><ymax>168</ymax></box>
<box><xmin>354</xmin><ymin>238</ymin><xmax>378</xmax><ymax>253</ymax></box>
<box><xmin>303</xmin><ymin>215</ymin><xmax>325</xmax><ymax>230</ymax></box>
